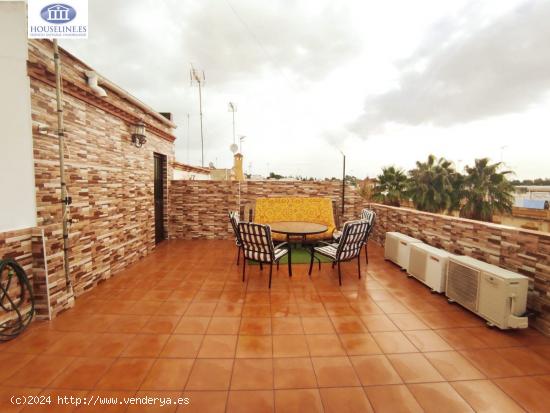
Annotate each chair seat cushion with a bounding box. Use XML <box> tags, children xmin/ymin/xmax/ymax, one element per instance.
<box><xmin>314</xmin><ymin>243</ymin><xmax>338</xmax><ymax>259</ymax></box>
<box><xmin>274</xmin><ymin>247</ymin><xmax>288</xmax><ymax>261</ymax></box>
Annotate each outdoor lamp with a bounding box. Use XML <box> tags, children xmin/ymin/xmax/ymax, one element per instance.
<box><xmin>131</xmin><ymin>121</ymin><xmax>147</xmax><ymax>148</ymax></box>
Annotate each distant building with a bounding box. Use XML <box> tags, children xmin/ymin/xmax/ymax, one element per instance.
<box><xmin>173</xmin><ymin>162</ymin><xmax>211</xmax><ymax>180</ymax></box>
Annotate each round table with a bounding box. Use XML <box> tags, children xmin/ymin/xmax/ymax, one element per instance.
<box><xmin>268</xmin><ymin>221</ymin><xmax>328</xmax><ymax>276</ymax></box>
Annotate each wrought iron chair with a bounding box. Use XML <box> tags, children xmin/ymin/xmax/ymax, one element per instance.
<box><xmin>238</xmin><ymin>222</ymin><xmax>289</xmax><ymax>288</ymax></box>
<box><xmin>309</xmin><ymin>219</ymin><xmax>369</xmax><ymax>286</ymax></box>
<box><xmin>228</xmin><ymin>211</ymin><xmax>243</xmax><ymax>265</ymax></box>
<box><xmin>360</xmin><ymin>209</ymin><xmax>376</xmax><ymax>264</ymax></box>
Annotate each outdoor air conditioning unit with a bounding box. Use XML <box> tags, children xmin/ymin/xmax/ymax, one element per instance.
<box><xmin>446</xmin><ymin>255</ymin><xmax>529</xmax><ymax>329</ymax></box>
<box><xmin>408</xmin><ymin>243</ymin><xmax>454</xmax><ymax>293</ymax></box>
<box><xmin>384</xmin><ymin>232</ymin><xmax>423</xmax><ymax>271</ymax></box>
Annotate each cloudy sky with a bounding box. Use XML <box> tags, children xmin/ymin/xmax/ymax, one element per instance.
<box><xmin>60</xmin><ymin>0</ymin><xmax>550</xmax><ymax>179</ymax></box>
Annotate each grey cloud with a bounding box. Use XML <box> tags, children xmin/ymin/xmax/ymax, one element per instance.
<box><xmin>352</xmin><ymin>0</ymin><xmax>550</xmax><ymax>136</ymax></box>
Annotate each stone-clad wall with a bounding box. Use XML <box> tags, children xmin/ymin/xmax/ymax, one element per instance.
<box><xmin>0</xmin><ymin>40</ymin><xmax>177</xmax><ymax>318</ymax></box>
<box><xmin>169</xmin><ymin>180</ymin><xmax>363</xmax><ymax>240</ymax></box>
<box><xmin>367</xmin><ymin>203</ymin><xmax>550</xmax><ymax>335</ymax></box>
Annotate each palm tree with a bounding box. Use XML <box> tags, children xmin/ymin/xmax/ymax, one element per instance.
<box><xmin>408</xmin><ymin>155</ymin><xmax>462</xmax><ymax>213</ymax></box>
<box><xmin>373</xmin><ymin>166</ymin><xmax>409</xmax><ymax>206</ymax></box>
<box><xmin>459</xmin><ymin>158</ymin><xmax>514</xmax><ymax>222</ymax></box>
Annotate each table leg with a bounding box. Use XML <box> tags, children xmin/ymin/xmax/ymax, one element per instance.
<box><xmin>287</xmin><ymin>234</ymin><xmax>292</xmax><ymax>277</ymax></box>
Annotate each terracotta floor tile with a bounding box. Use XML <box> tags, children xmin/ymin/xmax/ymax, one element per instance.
<box><xmin>213</xmin><ymin>303</ymin><xmax>243</xmax><ymax>317</ymax></box>
<box><xmin>495</xmin><ymin>376</ymin><xmax>550</xmax><ymax>413</ymax></box>
<box><xmin>42</xmin><ymin>332</ymin><xmax>98</xmax><ymax>357</ymax></box>
<box><xmin>120</xmin><ymin>334</ymin><xmax>169</xmax><ymax>358</ymax></box>
<box><xmin>174</xmin><ymin>317</ymin><xmax>210</xmax><ymax>334</ymax></box>
<box><xmin>451</xmin><ymin>380</ymin><xmax>524</xmax><ymax>413</ymax></box>
<box><xmin>364</xmin><ymin>385</ymin><xmax>423</xmax><ymax>413</ymax></box>
<box><xmin>305</xmin><ymin>334</ymin><xmax>346</xmax><ymax>356</ymax></box>
<box><xmin>198</xmin><ymin>335</ymin><xmax>237</xmax><ymax>358</ymax></box>
<box><xmin>387</xmin><ymin>353</ymin><xmax>444</xmax><ymax>383</ymax></box>
<box><xmin>319</xmin><ymin>387</ymin><xmax>373</xmax><ymax>413</ymax></box>
<box><xmin>404</xmin><ymin>329</ymin><xmax>453</xmax><ymax>352</ymax></box>
<box><xmin>311</xmin><ymin>356</ymin><xmax>360</xmax><ymax>387</ymax></box>
<box><xmin>185</xmin><ymin>302</ymin><xmax>217</xmax><ymax>317</ymax></box>
<box><xmin>274</xmin><ymin>389</ymin><xmax>324</xmax><ymax>413</ymax></box>
<box><xmin>242</xmin><ymin>305</ymin><xmax>271</xmax><ymax>318</ymax></box>
<box><xmin>371</xmin><ymin>331</ymin><xmax>417</xmax><ymax>353</ymax></box>
<box><xmin>128</xmin><ymin>301</ymin><xmax>163</xmax><ymax>316</ymax></box>
<box><xmin>160</xmin><ymin>335</ymin><xmax>203</xmax><ymax>358</ymax></box>
<box><xmin>6</xmin><ymin>355</ymin><xmax>75</xmax><ymax>387</ymax></box>
<box><xmin>207</xmin><ymin>317</ymin><xmax>241</xmax><ymax>334</ymax></box>
<box><xmin>495</xmin><ymin>347</ymin><xmax>550</xmax><ymax>375</ymax></box>
<box><xmin>339</xmin><ymin>333</ymin><xmax>382</xmax><ymax>356</ymax></box>
<box><xmin>140</xmin><ymin>316</ymin><xmax>181</xmax><ymax>334</ymax></box>
<box><xmin>95</xmin><ymin>358</ymin><xmax>155</xmax><ymax>390</ymax></box>
<box><xmin>388</xmin><ymin>313</ymin><xmax>430</xmax><ymax>330</ymax></box>
<box><xmin>350</xmin><ymin>355</ymin><xmax>402</xmax><ymax>386</ymax></box>
<box><xmin>185</xmin><ymin>359</ymin><xmax>233</xmax><ymax>390</ymax></box>
<box><xmin>236</xmin><ymin>335</ymin><xmax>272</xmax><ymax>358</ymax></box>
<box><xmin>273</xmin><ymin>335</ymin><xmax>309</xmax><ymax>357</ymax></box>
<box><xmin>301</xmin><ymin>317</ymin><xmax>335</xmax><ymax>334</ymax></box>
<box><xmin>408</xmin><ymin>382</ymin><xmax>474</xmax><ymax>412</ymax></box>
<box><xmin>434</xmin><ymin>328</ymin><xmax>490</xmax><ymax>350</ymax></box>
<box><xmin>230</xmin><ymin>358</ymin><xmax>273</xmax><ymax>390</ymax></box>
<box><xmin>272</xmin><ymin>317</ymin><xmax>303</xmax><ymax>334</ymax></box>
<box><xmin>424</xmin><ymin>351</ymin><xmax>485</xmax><ymax>381</ymax></box>
<box><xmin>107</xmin><ymin>315</ymin><xmax>151</xmax><ymax>334</ymax></box>
<box><xmin>50</xmin><ymin>357</ymin><xmax>114</xmax><ymax>390</ymax></box>
<box><xmin>179</xmin><ymin>391</ymin><xmax>227</xmax><ymax>413</ymax></box>
<box><xmin>0</xmin><ymin>353</ymin><xmax>36</xmax><ymax>382</ymax></box>
<box><xmin>463</xmin><ymin>327</ymin><xmax>524</xmax><ymax>348</ymax></box>
<box><xmin>239</xmin><ymin>318</ymin><xmax>272</xmax><ymax>335</ymax></box>
<box><xmin>360</xmin><ymin>315</ymin><xmax>399</xmax><ymax>332</ymax></box>
<box><xmin>226</xmin><ymin>390</ymin><xmax>274</xmax><ymax>413</ymax></box>
<box><xmin>331</xmin><ymin>316</ymin><xmax>368</xmax><ymax>334</ymax></box>
<box><xmin>377</xmin><ymin>300</ymin><xmax>411</xmax><ymax>314</ymax></box>
<box><xmin>156</xmin><ymin>301</ymin><xmax>190</xmax><ymax>316</ymax></box>
<box><xmin>460</xmin><ymin>349</ymin><xmax>525</xmax><ymax>378</ymax></box>
<box><xmin>140</xmin><ymin>358</ymin><xmax>194</xmax><ymax>390</ymax></box>
<box><xmin>273</xmin><ymin>357</ymin><xmax>318</xmax><ymax>389</ymax></box>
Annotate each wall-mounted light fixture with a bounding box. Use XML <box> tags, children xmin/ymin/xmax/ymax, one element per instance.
<box><xmin>131</xmin><ymin>121</ymin><xmax>147</xmax><ymax>148</ymax></box>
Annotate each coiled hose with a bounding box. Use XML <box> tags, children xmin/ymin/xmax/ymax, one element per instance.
<box><xmin>0</xmin><ymin>258</ymin><xmax>35</xmax><ymax>341</ymax></box>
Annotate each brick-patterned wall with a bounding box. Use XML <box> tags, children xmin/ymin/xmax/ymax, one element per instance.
<box><xmin>0</xmin><ymin>228</ymin><xmax>35</xmax><ymax>322</ymax></box>
<box><xmin>169</xmin><ymin>180</ymin><xmax>363</xmax><ymax>240</ymax></box>
<box><xmin>4</xmin><ymin>40</ymin><xmax>177</xmax><ymax>317</ymax></box>
<box><xmin>367</xmin><ymin>203</ymin><xmax>550</xmax><ymax>335</ymax></box>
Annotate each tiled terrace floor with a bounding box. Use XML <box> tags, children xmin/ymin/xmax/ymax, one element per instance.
<box><xmin>1</xmin><ymin>240</ymin><xmax>550</xmax><ymax>412</ymax></box>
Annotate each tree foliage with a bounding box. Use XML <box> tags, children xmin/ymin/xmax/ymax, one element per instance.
<box><xmin>372</xmin><ymin>166</ymin><xmax>408</xmax><ymax>207</ymax></box>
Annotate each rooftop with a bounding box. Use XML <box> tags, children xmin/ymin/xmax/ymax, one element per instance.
<box><xmin>1</xmin><ymin>240</ymin><xmax>549</xmax><ymax>412</ymax></box>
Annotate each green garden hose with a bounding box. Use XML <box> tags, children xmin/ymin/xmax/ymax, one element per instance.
<box><xmin>0</xmin><ymin>258</ymin><xmax>35</xmax><ymax>341</ymax></box>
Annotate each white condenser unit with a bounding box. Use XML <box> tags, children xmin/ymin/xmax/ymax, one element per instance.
<box><xmin>384</xmin><ymin>232</ymin><xmax>423</xmax><ymax>271</ymax></box>
<box><xmin>408</xmin><ymin>243</ymin><xmax>454</xmax><ymax>293</ymax></box>
<box><xmin>446</xmin><ymin>255</ymin><xmax>529</xmax><ymax>329</ymax></box>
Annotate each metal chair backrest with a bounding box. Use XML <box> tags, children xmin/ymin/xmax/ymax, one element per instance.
<box><xmin>361</xmin><ymin>208</ymin><xmax>376</xmax><ymax>239</ymax></box>
<box><xmin>336</xmin><ymin>219</ymin><xmax>369</xmax><ymax>261</ymax></box>
<box><xmin>229</xmin><ymin>211</ymin><xmax>243</xmax><ymax>246</ymax></box>
<box><xmin>238</xmin><ymin>222</ymin><xmax>276</xmax><ymax>263</ymax></box>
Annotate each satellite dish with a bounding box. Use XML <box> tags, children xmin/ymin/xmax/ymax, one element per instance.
<box><xmin>208</xmin><ymin>162</ymin><xmax>215</xmax><ymax>168</ymax></box>
<box><xmin>230</xmin><ymin>143</ymin><xmax>239</xmax><ymax>154</ymax></box>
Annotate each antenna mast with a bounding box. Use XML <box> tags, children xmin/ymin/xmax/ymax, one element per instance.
<box><xmin>190</xmin><ymin>65</ymin><xmax>205</xmax><ymax>166</ymax></box>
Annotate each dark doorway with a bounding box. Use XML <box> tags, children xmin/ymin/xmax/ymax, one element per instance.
<box><xmin>154</xmin><ymin>153</ymin><xmax>166</xmax><ymax>244</ymax></box>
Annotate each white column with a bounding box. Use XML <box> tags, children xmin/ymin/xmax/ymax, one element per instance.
<box><xmin>0</xmin><ymin>1</ymin><xmax>37</xmax><ymax>231</ymax></box>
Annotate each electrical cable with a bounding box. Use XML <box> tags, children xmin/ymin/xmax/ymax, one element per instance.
<box><xmin>0</xmin><ymin>258</ymin><xmax>35</xmax><ymax>341</ymax></box>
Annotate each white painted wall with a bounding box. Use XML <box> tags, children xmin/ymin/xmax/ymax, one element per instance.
<box><xmin>0</xmin><ymin>1</ymin><xmax>37</xmax><ymax>231</ymax></box>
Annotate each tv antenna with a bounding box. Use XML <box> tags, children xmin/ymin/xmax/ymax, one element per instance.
<box><xmin>228</xmin><ymin>102</ymin><xmax>237</xmax><ymax>145</ymax></box>
<box><xmin>190</xmin><ymin>65</ymin><xmax>206</xmax><ymax>166</ymax></box>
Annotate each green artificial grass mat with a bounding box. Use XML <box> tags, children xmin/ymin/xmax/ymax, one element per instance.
<box><xmin>248</xmin><ymin>245</ymin><xmax>332</xmax><ymax>265</ymax></box>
